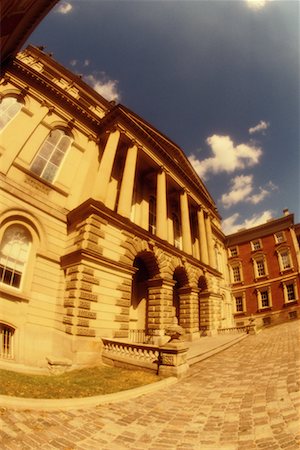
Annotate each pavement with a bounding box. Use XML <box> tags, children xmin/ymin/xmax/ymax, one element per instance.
<box><xmin>0</xmin><ymin>320</ymin><xmax>299</xmax><ymax>450</ymax></box>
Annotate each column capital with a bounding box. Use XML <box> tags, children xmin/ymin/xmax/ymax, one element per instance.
<box><xmin>158</xmin><ymin>165</ymin><xmax>169</xmax><ymax>174</ymax></box>
<box><xmin>180</xmin><ymin>186</ymin><xmax>190</xmax><ymax>195</ymax></box>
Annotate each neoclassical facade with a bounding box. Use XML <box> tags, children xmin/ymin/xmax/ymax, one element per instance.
<box><xmin>0</xmin><ymin>46</ymin><xmax>233</xmax><ymax>369</ymax></box>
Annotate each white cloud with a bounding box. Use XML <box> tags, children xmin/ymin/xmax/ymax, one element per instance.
<box><xmin>221</xmin><ymin>175</ymin><xmax>253</xmax><ymax>208</ymax></box>
<box><xmin>56</xmin><ymin>2</ymin><xmax>73</xmax><ymax>14</ymax></box>
<box><xmin>220</xmin><ymin>176</ymin><xmax>276</xmax><ymax>209</ymax></box>
<box><xmin>245</xmin><ymin>0</ymin><xmax>272</xmax><ymax>11</ymax></box>
<box><xmin>84</xmin><ymin>74</ymin><xmax>120</xmax><ymax>102</ymax></box>
<box><xmin>69</xmin><ymin>59</ymin><xmax>77</xmax><ymax>67</ymax></box>
<box><xmin>222</xmin><ymin>210</ymin><xmax>274</xmax><ymax>234</ymax></box>
<box><xmin>84</xmin><ymin>59</ymin><xmax>90</xmax><ymax>67</ymax></box>
<box><xmin>189</xmin><ymin>135</ymin><xmax>262</xmax><ymax>180</ymax></box>
<box><xmin>249</xmin><ymin>120</ymin><xmax>270</xmax><ymax>135</ymax></box>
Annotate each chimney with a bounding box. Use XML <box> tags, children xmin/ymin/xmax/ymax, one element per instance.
<box><xmin>283</xmin><ymin>208</ymin><xmax>290</xmax><ymax>216</ymax></box>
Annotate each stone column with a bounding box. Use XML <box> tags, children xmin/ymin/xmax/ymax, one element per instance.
<box><xmin>197</xmin><ymin>206</ymin><xmax>209</xmax><ymax>265</ymax></box>
<box><xmin>156</xmin><ymin>167</ymin><xmax>168</xmax><ymax>240</ymax></box>
<box><xmin>180</xmin><ymin>189</ymin><xmax>192</xmax><ymax>254</ymax></box>
<box><xmin>205</xmin><ymin>213</ymin><xmax>216</xmax><ymax>268</ymax></box>
<box><xmin>117</xmin><ymin>142</ymin><xmax>138</xmax><ymax>218</ymax></box>
<box><xmin>93</xmin><ymin>128</ymin><xmax>121</xmax><ymax>202</ymax></box>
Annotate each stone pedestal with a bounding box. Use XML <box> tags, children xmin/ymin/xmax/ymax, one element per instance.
<box><xmin>158</xmin><ymin>341</ymin><xmax>189</xmax><ymax>378</ymax></box>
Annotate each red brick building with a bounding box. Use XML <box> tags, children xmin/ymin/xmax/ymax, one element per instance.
<box><xmin>226</xmin><ymin>209</ymin><xmax>300</xmax><ymax>327</ymax></box>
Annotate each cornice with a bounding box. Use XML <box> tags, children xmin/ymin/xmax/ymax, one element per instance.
<box><xmin>226</xmin><ymin>214</ymin><xmax>295</xmax><ymax>245</ymax></box>
<box><xmin>8</xmin><ymin>59</ymin><xmax>110</xmax><ymax>136</ymax></box>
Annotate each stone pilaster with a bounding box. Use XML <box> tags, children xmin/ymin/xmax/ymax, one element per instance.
<box><xmin>63</xmin><ymin>265</ymin><xmax>99</xmax><ymax>337</ymax></box>
<box><xmin>147</xmin><ymin>278</ymin><xmax>175</xmax><ymax>333</ymax></box>
<box><xmin>177</xmin><ymin>286</ymin><xmax>200</xmax><ymax>336</ymax></box>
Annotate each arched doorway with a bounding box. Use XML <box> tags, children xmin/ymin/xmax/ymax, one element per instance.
<box><xmin>198</xmin><ymin>275</ymin><xmax>208</xmax><ymax>334</ymax></box>
<box><xmin>129</xmin><ymin>257</ymin><xmax>150</xmax><ymax>342</ymax></box>
<box><xmin>172</xmin><ymin>267</ymin><xmax>189</xmax><ymax>325</ymax></box>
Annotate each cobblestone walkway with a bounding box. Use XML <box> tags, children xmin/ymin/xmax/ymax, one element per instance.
<box><xmin>1</xmin><ymin>320</ymin><xmax>300</xmax><ymax>450</ymax></box>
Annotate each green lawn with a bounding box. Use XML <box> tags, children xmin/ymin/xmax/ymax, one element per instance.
<box><xmin>0</xmin><ymin>366</ymin><xmax>161</xmax><ymax>399</ymax></box>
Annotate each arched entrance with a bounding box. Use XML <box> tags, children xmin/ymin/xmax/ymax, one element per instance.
<box><xmin>198</xmin><ymin>275</ymin><xmax>208</xmax><ymax>333</ymax></box>
<box><xmin>172</xmin><ymin>267</ymin><xmax>189</xmax><ymax>326</ymax></box>
<box><xmin>129</xmin><ymin>257</ymin><xmax>149</xmax><ymax>341</ymax></box>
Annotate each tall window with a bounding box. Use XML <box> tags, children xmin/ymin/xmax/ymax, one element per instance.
<box><xmin>0</xmin><ymin>97</ymin><xmax>22</xmax><ymax>131</ymax></box>
<box><xmin>283</xmin><ymin>282</ymin><xmax>298</xmax><ymax>303</ymax></box>
<box><xmin>280</xmin><ymin>251</ymin><xmax>291</xmax><ymax>270</ymax></box>
<box><xmin>0</xmin><ymin>225</ymin><xmax>31</xmax><ymax>289</ymax></box>
<box><xmin>30</xmin><ymin>129</ymin><xmax>72</xmax><ymax>182</ymax></box>
<box><xmin>235</xmin><ymin>296</ymin><xmax>243</xmax><ymax>312</ymax></box>
<box><xmin>286</xmin><ymin>284</ymin><xmax>296</xmax><ymax>301</ymax></box>
<box><xmin>172</xmin><ymin>213</ymin><xmax>182</xmax><ymax>249</ymax></box>
<box><xmin>232</xmin><ymin>265</ymin><xmax>241</xmax><ymax>283</ymax></box>
<box><xmin>149</xmin><ymin>196</ymin><xmax>156</xmax><ymax>234</ymax></box>
<box><xmin>261</xmin><ymin>290</ymin><xmax>269</xmax><ymax>308</ymax></box>
<box><xmin>256</xmin><ymin>258</ymin><xmax>266</xmax><ymax>277</ymax></box>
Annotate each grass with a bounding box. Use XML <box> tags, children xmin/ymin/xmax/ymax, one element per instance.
<box><xmin>0</xmin><ymin>366</ymin><xmax>161</xmax><ymax>399</ymax></box>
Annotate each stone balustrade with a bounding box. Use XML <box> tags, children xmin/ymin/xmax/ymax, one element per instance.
<box><xmin>217</xmin><ymin>325</ymin><xmax>256</xmax><ymax>335</ymax></box>
<box><xmin>101</xmin><ymin>337</ymin><xmax>189</xmax><ymax>378</ymax></box>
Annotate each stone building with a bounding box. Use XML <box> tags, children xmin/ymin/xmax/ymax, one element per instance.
<box><xmin>0</xmin><ymin>46</ymin><xmax>233</xmax><ymax>369</ymax></box>
<box><xmin>226</xmin><ymin>209</ymin><xmax>300</xmax><ymax>327</ymax></box>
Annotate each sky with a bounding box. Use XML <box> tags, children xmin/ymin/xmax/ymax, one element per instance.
<box><xmin>24</xmin><ymin>0</ymin><xmax>300</xmax><ymax>234</ymax></box>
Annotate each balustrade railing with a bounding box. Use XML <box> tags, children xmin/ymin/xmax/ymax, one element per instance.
<box><xmin>101</xmin><ymin>337</ymin><xmax>189</xmax><ymax>377</ymax></box>
<box><xmin>128</xmin><ymin>329</ymin><xmax>146</xmax><ymax>343</ymax></box>
<box><xmin>217</xmin><ymin>325</ymin><xmax>251</xmax><ymax>335</ymax></box>
<box><xmin>102</xmin><ymin>338</ymin><xmax>159</xmax><ymax>366</ymax></box>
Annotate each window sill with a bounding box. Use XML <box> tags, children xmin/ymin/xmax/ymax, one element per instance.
<box><xmin>280</xmin><ymin>268</ymin><xmax>294</xmax><ymax>274</ymax></box>
<box><xmin>283</xmin><ymin>300</ymin><xmax>298</xmax><ymax>307</ymax></box>
<box><xmin>255</xmin><ymin>275</ymin><xmax>269</xmax><ymax>282</ymax></box>
<box><xmin>0</xmin><ymin>286</ymin><xmax>30</xmax><ymax>302</ymax></box>
<box><xmin>233</xmin><ymin>312</ymin><xmax>246</xmax><ymax>316</ymax></box>
<box><xmin>258</xmin><ymin>307</ymin><xmax>272</xmax><ymax>312</ymax></box>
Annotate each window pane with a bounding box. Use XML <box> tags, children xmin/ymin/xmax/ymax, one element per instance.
<box><xmin>261</xmin><ymin>291</ymin><xmax>269</xmax><ymax>307</ymax></box>
<box><xmin>47</xmin><ymin>129</ymin><xmax>63</xmax><ymax>144</ymax></box>
<box><xmin>50</xmin><ymin>149</ymin><xmax>65</xmax><ymax>165</ymax></box>
<box><xmin>43</xmin><ymin>163</ymin><xmax>57</xmax><ymax>182</ymax></box>
<box><xmin>31</xmin><ymin>156</ymin><xmax>47</xmax><ymax>176</ymax></box>
<box><xmin>39</xmin><ymin>141</ymin><xmax>55</xmax><ymax>158</ymax></box>
<box><xmin>58</xmin><ymin>135</ymin><xmax>71</xmax><ymax>152</ymax></box>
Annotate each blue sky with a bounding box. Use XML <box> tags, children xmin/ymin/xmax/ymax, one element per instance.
<box><xmin>24</xmin><ymin>0</ymin><xmax>299</xmax><ymax>233</ymax></box>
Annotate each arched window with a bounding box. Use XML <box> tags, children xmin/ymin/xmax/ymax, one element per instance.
<box><xmin>0</xmin><ymin>96</ymin><xmax>22</xmax><ymax>131</ymax></box>
<box><xmin>0</xmin><ymin>225</ymin><xmax>31</xmax><ymax>289</ymax></box>
<box><xmin>0</xmin><ymin>324</ymin><xmax>15</xmax><ymax>359</ymax></box>
<box><xmin>30</xmin><ymin>129</ymin><xmax>72</xmax><ymax>182</ymax></box>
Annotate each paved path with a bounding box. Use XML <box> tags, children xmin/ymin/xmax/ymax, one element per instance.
<box><xmin>1</xmin><ymin>320</ymin><xmax>299</xmax><ymax>450</ymax></box>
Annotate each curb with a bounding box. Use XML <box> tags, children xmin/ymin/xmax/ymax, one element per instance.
<box><xmin>0</xmin><ymin>376</ymin><xmax>178</xmax><ymax>411</ymax></box>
